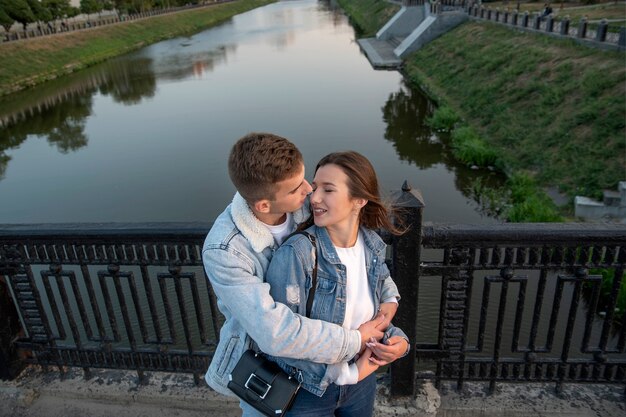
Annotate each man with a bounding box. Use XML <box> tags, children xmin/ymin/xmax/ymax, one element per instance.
<box><xmin>202</xmin><ymin>132</ymin><xmax>400</xmax><ymax>415</ymax></box>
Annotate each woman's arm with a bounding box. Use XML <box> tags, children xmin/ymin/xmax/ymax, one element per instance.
<box><xmin>329</xmin><ymin>348</ymin><xmax>380</xmax><ymax>385</ymax></box>
<box><xmin>355</xmin><ymin>348</ymin><xmax>379</xmax><ymax>381</ymax></box>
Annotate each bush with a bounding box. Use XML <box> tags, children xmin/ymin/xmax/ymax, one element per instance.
<box><xmin>450</xmin><ymin>126</ymin><xmax>500</xmax><ymax>168</ymax></box>
<box><xmin>505</xmin><ymin>173</ymin><xmax>562</xmax><ymax>222</ymax></box>
<box><xmin>426</xmin><ymin>105</ymin><xmax>459</xmax><ymax>131</ymax></box>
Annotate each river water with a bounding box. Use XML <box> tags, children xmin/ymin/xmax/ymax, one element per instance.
<box><xmin>0</xmin><ymin>0</ymin><xmax>505</xmax><ymax>225</ymax></box>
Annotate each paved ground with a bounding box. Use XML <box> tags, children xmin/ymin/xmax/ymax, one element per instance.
<box><xmin>0</xmin><ymin>366</ymin><xmax>624</xmax><ymax>417</ymax></box>
<box><xmin>356</xmin><ymin>38</ymin><xmax>402</xmax><ymax>69</ymax></box>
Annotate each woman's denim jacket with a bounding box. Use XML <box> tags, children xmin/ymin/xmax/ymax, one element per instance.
<box><xmin>202</xmin><ymin>193</ymin><xmax>401</xmax><ymax>396</ymax></box>
<box><xmin>265</xmin><ymin>225</ymin><xmax>409</xmax><ymax>397</ymax></box>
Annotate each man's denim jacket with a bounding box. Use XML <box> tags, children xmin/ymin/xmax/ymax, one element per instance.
<box><xmin>202</xmin><ymin>193</ymin><xmax>401</xmax><ymax>396</ymax></box>
<box><xmin>265</xmin><ymin>225</ymin><xmax>408</xmax><ymax>397</ymax></box>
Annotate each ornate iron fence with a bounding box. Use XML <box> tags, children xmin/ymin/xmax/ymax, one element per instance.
<box><xmin>1</xmin><ymin>187</ymin><xmax>625</xmax><ymax>397</ymax></box>
<box><xmin>389</xmin><ymin>187</ymin><xmax>626</xmax><ymax>396</ymax></box>
<box><xmin>0</xmin><ymin>223</ymin><xmax>219</xmax><ymax>385</ymax></box>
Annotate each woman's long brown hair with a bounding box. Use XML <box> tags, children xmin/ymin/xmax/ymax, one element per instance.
<box><xmin>315</xmin><ymin>151</ymin><xmax>405</xmax><ymax>236</ymax></box>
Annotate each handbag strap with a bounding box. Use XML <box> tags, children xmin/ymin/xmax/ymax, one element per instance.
<box><xmin>285</xmin><ymin>231</ymin><xmax>318</xmax><ymax>318</ymax></box>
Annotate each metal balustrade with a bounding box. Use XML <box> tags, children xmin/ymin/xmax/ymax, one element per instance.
<box><xmin>1</xmin><ymin>187</ymin><xmax>625</xmax><ymax>397</ymax></box>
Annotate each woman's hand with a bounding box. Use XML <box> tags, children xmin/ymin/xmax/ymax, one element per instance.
<box><xmin>364</xmin><ymin>336</ymin><xmax>409</xmax><ymax>365</ymax></box>
<box><xmin>355</xmin><ymin>348</ymin><xmax>379</xmax><ymax>381</ymax></box>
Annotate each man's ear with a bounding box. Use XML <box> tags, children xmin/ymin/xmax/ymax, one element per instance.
<box><xmin>253</xmin><ymin>199</ymin><xmax>271</xmax><ymax>214</ymax></box>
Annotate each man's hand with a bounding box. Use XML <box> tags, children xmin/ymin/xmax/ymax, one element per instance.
<box><xmin>378</xmin><ymin>302</ymin><xmax>398</xmax><ymax>324</ymax></box>
<box><xmin>365</xmin><ymin>336</ymin><xmax>409</xmax><ymax>365</ymax></box>
<box><xmin>357</xmin><ymin>314</ymin><xmax>386</xmax><ymax>351</ymax></box>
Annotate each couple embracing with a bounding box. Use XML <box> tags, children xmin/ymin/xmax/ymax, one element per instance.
<box><xmin>202</xmin><ymin>132</ymin><xmax>410</xmax><ymax>417</ymax></box>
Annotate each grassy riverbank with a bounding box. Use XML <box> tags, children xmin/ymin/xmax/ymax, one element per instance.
<box><xmin>339</xmin><ymin>0</ymin><xmax>625</xmax><ymax>222</ymax></box>
<box><xmin>336</xmin><ymin>0</ymin><xmax>400</xmax><ymax>37</ymax></box>
<box><xmin>0</xmin><ymin>0</ymin><xmax>275</xmax><ymax>96</ymax></box>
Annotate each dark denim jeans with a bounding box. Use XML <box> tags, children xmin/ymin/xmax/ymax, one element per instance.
<box><xmin>240</xmin><ymin>373</ymin><xmax>377</xmax><ymax>417</ymax></box>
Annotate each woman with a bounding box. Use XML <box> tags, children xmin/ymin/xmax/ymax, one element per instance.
<box><xmin>265</xmin><ymin>151</ymin><xmax>410</xmax><ymax>417</ymax></box>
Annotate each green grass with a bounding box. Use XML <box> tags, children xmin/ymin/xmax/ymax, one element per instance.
<box><xmin>426</xmin><ymin>105</ymin><xmax>460</xmax><ymax>131</ymax></box>
<box><xmin>336</xmin><ymin>0</ymin><xmax>400</xmax><ymax>37</ymax></box>
<box><xmin>505</xmin><ymin>173</ymin><xmax>563</xmax><ymax>222</ymax></box>
<box><xmin>450</xmin><ymin>126</ymin><xmax>503</xmax><ymax>169</ymax></box>
<box><xmin>0</xmin><ymin>0</ymin><xmax>275</xmax><ymax>96</ymax></box>
<box><xmin>404</xmin><ymin>21</ymin><xmax>625</xmax><ymax>206</ymax></box>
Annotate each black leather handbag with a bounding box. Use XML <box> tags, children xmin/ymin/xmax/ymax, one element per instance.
<box><xmin>227</xmin><ymin>232</ymin><xmax>318</xmax><ymax>417</ymax></box>
<box><xmin>228</xmin><ymin>349</ymin><xmax>301</xmax><ymax>417</ymax></box>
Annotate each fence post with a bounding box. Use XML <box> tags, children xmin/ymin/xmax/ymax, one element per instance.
<box><xmin>390</xmin><ymin>181</ymin><xmax>425</xmax><ymax>397</ymax></box>
<box><xmin>512</xmin><ymin>10</ymin><xmax>518</xmax><ymax>26</ymax></box>
<box><xmin>521</xmin><ymin>11</ymin><xmax>529</xmax><ymax>27</ymax></box>
<box><xmin>578</xmin><ymin>17</ymin><xmax>587</xmax><ymax>38</ymax></box>
<box><xmin>546</xmin><ymin>15</ymin><xmax>554</xmax><ymax>32</ymax></box>
<box><xmin>595</xmin><ymin>19</ymin><xmax>608</xmax><ymax>42</ymax></box>
<box><xmin>560</xmin><ymin>17</ymin><xmax>570</xmax><ymax>35</ymax></box>
<box><xmin>619</xmin><ymin>27</ymin><xmax>626</xmax><ymax>49</ymax></box>
<box><xmin>533</xmin><ymin>14</ymin><xmax>541</xmax><ymax>30</ymax></box>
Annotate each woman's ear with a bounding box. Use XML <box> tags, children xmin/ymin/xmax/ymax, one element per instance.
<box><xmin>354</xmin><ymin>199</ymin><xmax>368</xmax><ymax>210</ymax></box>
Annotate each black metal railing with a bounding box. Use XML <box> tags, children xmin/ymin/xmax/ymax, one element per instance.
<box><xmin>389</xmin><ymin>186</ymin><xmax>626</xmax><ymax>396</ymax></box>
<box><xmin>0</xmin><ymin>223</ymin><xmax>219</xmax><ymax>385</ymax></box>
<box><xmin>1</xmin><ymin>187</ymin><xmax>625</xmax><ymax>397</ymax></box>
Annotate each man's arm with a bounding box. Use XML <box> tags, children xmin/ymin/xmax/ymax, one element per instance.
<box><xmin>204</xmin><ymin>245</ymin><xmax>384</xmax><ymax>364</ymax></box>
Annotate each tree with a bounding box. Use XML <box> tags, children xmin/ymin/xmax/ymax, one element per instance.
<box><xmin>41</xmin><ymin>0</ymin><xmax>69</xmax><ymax>20</ymax></box>
<box><xmin>25</xmin><ymin>0</ymin><xmax>52</xmax><ymax>23</ymax></box>
<box><xmin>0</xmin><ymin>5</ymin><xmax>15</xmax><ymax>32</ymax></box>
<box><xmin>80</xmin><ymin>0</ymin><xmax>100</xmax><ymax>17</ymax></box>
<box><xmin>0</xmin><ymin>0</ymin><xmax>36</xmax><ymax>30</ymax></box>
<box><xmin>65</xmin><ymin>5</ymin><xmax>78</xmax><ymax>17</ymax></box>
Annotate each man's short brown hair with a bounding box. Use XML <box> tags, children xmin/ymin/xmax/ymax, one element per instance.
<box><xmin>228</xmin><ymin>132</ymin><xmax>304</xmax><ymax>203</ymax></box>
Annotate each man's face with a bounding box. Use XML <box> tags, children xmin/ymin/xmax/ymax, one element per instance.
<box><xmin>267</xmin><ymin>164</ymin><xmax>313</xmax><ymax>215</ymax></box>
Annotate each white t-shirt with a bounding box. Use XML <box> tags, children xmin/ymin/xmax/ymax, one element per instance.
<box><xmin>333</xmin><ymin>232</ymin><xmax>374</xmax><ymax>385</ymax></box>
<box><xmin>266</xmin><ymin>213</ymin><xmax>294</xmax><ymax>245</ymax></box>
<box><xmin>331</xmin><ymin>232</ymin><xmax>399</xmax><ymax>385</ymax></box>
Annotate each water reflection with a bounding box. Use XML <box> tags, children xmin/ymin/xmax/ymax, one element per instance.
<box><xmin>0</xmin><ymin>59</ymin><xmax>158</xmax><ymax>178</ymax></box>
<box><xmin>382</xmin><ymin>82</ymin><xmax>447</xmax><ymax>169</ymax></box>
<box><xmin>99</xmin><ymin>58</ymin><xmax>157</xmax><ymax>105</ymax></box>
<box><xmin>382</xmin><ymin>80</ymin><xmax>507</xmax><ymax>219</ymax></box>
<box><xmin>0</xmin><ymin>42</ymin><xmax>237</xmax><ymax>177</ymax></box>
<box><xmin>0</xmin><ymin>94</ymin><xmax>93</xmax><ymax>179</ymax></box>
<box><xmin>142</xmin><ymin>42</ymin><xmax>236</xmax><ymax>81</ymax></box>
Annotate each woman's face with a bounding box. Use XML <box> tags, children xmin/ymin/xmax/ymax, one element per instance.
<box><xmin>310</xmin><ymin>164</ymin><xmax>360</xmax><ymax>229</ymax></box>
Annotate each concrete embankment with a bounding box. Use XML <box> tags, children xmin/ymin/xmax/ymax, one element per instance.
<box><xmin>0</xmin><ymin>366</ymin><xmax>624</xmax><ymax>417</ymax></box>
